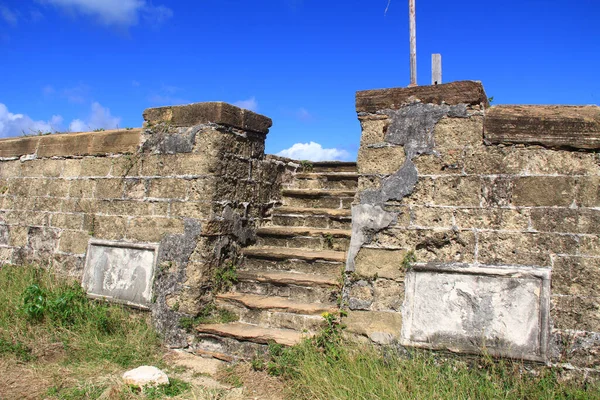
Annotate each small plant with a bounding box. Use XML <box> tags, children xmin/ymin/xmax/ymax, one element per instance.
<box><xmin>143</xmin><ymin>378</ymin><xmax>192</xmax><ymax>398</ymax></box>
<box><xmin>213</xmin><ymin>261</ymin><xmax>238</xmax><ymax>292</ymax></box>
<box><xmin>401</xmin><ymin>250</ymin><xmax>417</xmax><ymax>270</ymax></box>
<box><xmin>0</xmin><ymin>337</ymin><xmax>33</xmax><ymax>361</ymax></box>
<box><xmin>324</xmin><ymin>233</ymin><xmax>334</xmax><ymax>249</ymax></box>
<box><xmin>488</xmin><ymin>96</ymin><xmax>495</xmax><ymax>105</ymax></box>
<box><xmin>178</xmin><ymin>302</ymin><xmax>239</xmax><ymax>332</ymax></box>
<box><xmin>300</xmin><ymin>160</ymin><xmax>314</xmax><ymax>172</ymax></box>
<box><xmin>93</xmin><ymin>128</ymin><xmax>106</xmax><ymax>132</ymax></box>
<box><xmin>125</xmin><ymin>127</ymin><xmax>134</xmax><ymax>130</ymax></box>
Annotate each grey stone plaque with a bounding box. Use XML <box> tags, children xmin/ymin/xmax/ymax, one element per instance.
<box><xmin>401</xmin><ymin>263</ymin><xmax>550</xmax><ymax>362</ymax></box>
<box><xmin>82</xmin><ymin>239</ymin><xmax>159</xmax><ymax>309</ymax></box>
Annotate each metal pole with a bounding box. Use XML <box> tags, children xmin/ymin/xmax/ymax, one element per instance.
<box><xmin>409</xmin><ymin>0</ymin><xmax>417</xmax><ymax>86</ymax></box>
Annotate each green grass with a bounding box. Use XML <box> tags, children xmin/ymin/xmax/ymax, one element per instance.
<box><xmin>250</xmin><ymin>312</ymin><xmax>600</xmax><ymax>400</ymax></box>
<box><xmin>263</xmin><ymin>339</ymin><xmax>600</xmax><ymax>400</ymax></box>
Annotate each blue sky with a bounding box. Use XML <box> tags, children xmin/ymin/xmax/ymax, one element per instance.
<box><xmin>0</xmin><ymin>0</ymin><xmax>598</xmax><ymax>161</ymax></box>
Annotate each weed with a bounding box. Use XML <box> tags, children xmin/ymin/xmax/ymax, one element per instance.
<box><xmin>179</xmin><ymin>303</ymin><xmax>238</xmax><ymax>332</ymax></box>
<box><xmin>125</xmin><ymin>127</ymin><xmax>134</xmax><ymax>130</ymax></box>
<box><xmin>323</xmin><ymin>233</ymin><xmax>334</xmax><ymax>249</ymax></box>
<box><xmin>401</xmin><ymin>250</ymin><xmax>416</xmax><ymax>270</ymax></box>
<box><xmin>219</xmin><ymin>366</ymin><xmax>243</xmax><ymax>388</ymax></box>
<box><xmin>488</xmin><ymin>96</ymin><xmax>495</xmax><ymax>104</ymax></box>
<box><xmin>143</xmin><ymin>378</ymin><xmax>192</xmax><ymax>398</ymax></box>
<box><xmin>93</xmin><ymin>128</ymin><xmax>106</xmax><ymax>132</ymax></box>
<box><xmin>300</xmin><ymin>160</ymin><xmax>313</xmax><ymax>172</ymax></box>
<box><xmin>0</xmin><ymin>337</ymin><xmax>33</xmax><ymax>361</ymax></box>
<box><xmin>213</xmin><ymin>261</ymin><xmax>238</xmax><ymax>293</ymax></box>
<box><xmin>0</xmin><ymin>185</ymin><xmax>8</xmax><ymax>194</ymax></box>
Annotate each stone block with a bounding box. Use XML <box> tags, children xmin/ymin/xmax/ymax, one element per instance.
<box><xmin>373</xmin><ymin>228</ymin><xmax>476</xmax><ymax>264</ymax></box>
<box><xmin>8</xmin><ymin>226</ymin><xmax>28</xmax><ymax>247</ymax></box>
<box><xmin>354</xmin><ymin>247</ymin><xmax>407</xmax><ymax>280</ymax></box>
<box><xmin>431</xmin><ymin>176</ymin><xmax>481</xmax><ymax>207</ymax></box>
<box><xmin>402</xmin><ymin>263</ymin><xmax>550</xmax><ymax>362</ymax></box>
<box><xmin>454</xmin><ymin>208</ymin><xmax>530</xmax><ymax>231</ymax></box>
<box><xmin>61</xmin><ymin>159</ymin><xmax>82</xmax><ymax>178</ymax></box>
<box><xmin>580</xmin><ymin>235</ymin><xmax>600</xmax><ymax>256</ymax></box>
<box><xmin>517</xmin><ymin>148</ymin><xmax>600</xmax><ymax>176</ymax></box>
<box><xmin>372</xmin><ymin>278</ymin><xmax>404</xmax><ymax>312</ymax></box>
<box><xmin>484</xmin><ymin>105</ymin><xmax>600</xmax><ymax>150</ymax></box>
<box><xmin>357</xmin><ymin>145</ymin><xmax>406</xmax><ymax>175</ymax></box>
<box><xmin>170</xmin><ymin>202</ymin><xmax>212</xmax><ymax>220</ymax></box>
<box><xmin>552</xmin><ymin>295</ymin><xmax>600</xmax><ymax>332</ymax></box>
<box><xmin>20</xmin><ymin>160</ymin><xmax>45</xmax><ymax>177</ymax></box>
<box><xmin>413</xmin><ymin>150</ymin><xmax>463</xmax><ymax>175</ymax></box>
<box><xmin>462</xmin><ymin>146</ymin><xmax>526</xmax><ymax>175</ymax></box>
<box><xmin>0</xmin><ymin>161</ymin><xmax>20</xmax><ymax>179</ymax></box>
<box><xmin>0</xmin><ymin>247</ymin><xmax>13</xmax><ymax>263</ymax></box>
<box><xmin>530</xmin><ymin>208</ymin><xmax>600</xmax><ymax>235</ymax></box>
<box><xmin>59</xmin><ymin>230</ymin><xmax>90</xmax><ymax>254</ymax></box>
<box><xmin>348</xmin><ymin>280</ymin><xmax>374</xmax><ymax>310</ymax></box>
<box><xmin>51</xmin><ymin>213</ymin><xmax>84</xmax><ymax>230</ymax></box>
<box><xmin>147</xmin><ymin>178</ymin><xmax>188</xmax><ymax>199</ymax></box>
<box><xmin>187</xmin><ymin>177</ymin><xmax>217</xmax><ymax>201</ymax></box>
<box><xmin>358</xmin><ymin>118</ymin><xmax>389</xmax><ymax>145</ymax></box>
<box><xmin>477</xmin><ymin>232</ymin><xmax>579</xmax><ymax>267</ymax></box>
<box><xmin>0</xmin><ymin>136</ymin><xmax>39</xmax><ymax>158</ymax></box>
<box><xmin>550</xmin><ymin>330</ymin><xmax>600</xmax><ymax>368</ymax></box>
<box><xmin>410</xmin><ymin>206</ymin><xmax>454</xmax><ymax>229</ymax></box>
<box><xmin>94</xmin><ymin>179</ymin><xmax>124</xmax><ymax>199</ymax></box>
<box><xmin>46</xmin><ymin>180</ymin><xmax>71</xmax><ymax>198</ymax></box>
<box><xmin>552</xmin><ymin>256</ymin><xmax>600</xmax><ymax>297</ymax></box>
<box><xmin>69</xmin><ymin>179</ymin><xmax>96</xmax><ymax>199</ymax></box>
<box><xmin>80</xmin><ymin>157</ymin><xmax>113</xmax><ymax>177</ymax></box>
<box><xmin>110</xmin><ymin>155</ymin><xmax>141</xmax><ymax>177</ymax></box>
<box><xmin>143</xmin><ymin>102</ymin><xmax>272</xmax><ymax>134</ymax></box>
<box><xmin>37</xmin><ymin>129</ymin><xmax>140</xmax><ymax>157</ymax></box>
<box><xmin>434</xmin><ymin>116</ymin><xmax>483</xmax><ymax>149</ymax></box>
<box><xmin>344</xmin><ymin>310</ymin><xmax>402</xmax><ymax>344</ymax></box>
<box><xmin>127</xmin><ymin>217</ymin><xmax>184</xmax><ymax>242</ymax></box>
<box><xmin>577</xmin><ymin>176</ymin><xmax>600</xmax><ymax>207</ymax></box>
<box><xmin>512</xmin><ymin>176</ymin><xmax>577</xmax><ymax>207</ymax></box>
<box><xmin>99</xmin><ymin>200</ymin><xmax>156</xmax><ymax>217</ymax></box>
<box><xmin>92</xmin><ymin>215</ymin><xmax>127</xmax><ymax>240</ymax></box>
<box><xmin>480</xmin><ymin>176</ymin><xmax>513</xmax><ymax>207</ymax></box>
<box><xmin>123</xmin><ymin>178</ymin><xmax>146</xmax><ymax>199</ymax></box>
<box><xmin>7</xmin><ymin>178</ymin><xmax>30</xmax><ymax>196</ymax></box>
<box><xmin>356</xmin><ymin>80</ymin><xmax>488</xmax><ymax>113</ymax></box>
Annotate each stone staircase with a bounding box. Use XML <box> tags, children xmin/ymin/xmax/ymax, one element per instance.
<box><xmin>194</xmin><ymin>161</ymin><xmax>357</xmax><ymax>359</ymax></box>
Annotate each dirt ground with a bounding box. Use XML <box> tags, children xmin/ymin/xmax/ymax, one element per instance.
<box><xmin>0</xmin><ymin>349</ymin><xmax>286</xmax><ymax>400</ymax></box>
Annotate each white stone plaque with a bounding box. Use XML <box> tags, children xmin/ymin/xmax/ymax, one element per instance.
<box><xmin>401</xmin><ymin>263</ymin><xmax>550</xmax><ymax>362</ymax></box>
<box><xmin>82</xmin><ymin>239</ymin><xmax>159</xmax><ymax>309</ymax></box>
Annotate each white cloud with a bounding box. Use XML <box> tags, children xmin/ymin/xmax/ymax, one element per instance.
<box><xmin>276</xmin><ymin>141</ymin><xmax>351</xmax><ymax>162</ymax></box>
<box><xmin>0</xmin><ymin>102</ymin><xmax>122</xmax><ymax>137</ymax></box>
<box><xmin>234</xmin><ymin>97</ymin><xmax>258</xmax><ymax>112</ymax></box>
<box><xmin>69</xmin><ymin>102</ymin><xmax>121</xmax><ymax>132</ymax></box>
<box><xmin>41</xmin><ymin>0</ymin><xmax>172</xmax><ymax>27</ymax></box>
<box><xmin>0</xmin><ymin>103</ymin><xmax>63</xmax><ymax>137</ymax></box>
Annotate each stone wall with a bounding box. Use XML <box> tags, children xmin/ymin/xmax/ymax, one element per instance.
<box><xmin>345</xmin><ymin>81</ymin><xmax>600</xmax><ymax>370</ymax></box>
<box><xmin>0</xmin><ymin>102</ymin><xmax>295</xmax><ymax>346</ymax></box>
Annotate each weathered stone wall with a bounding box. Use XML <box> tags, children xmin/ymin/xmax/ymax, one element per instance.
<box><xmin>0</xmin><ymin>102</ymin><xmax>294</xmax><ymax>346</ymax></box>
<box><xmin>346</xmin><ymin>81</ymin><xmax>600</xmax><ymax>370</ymax></box>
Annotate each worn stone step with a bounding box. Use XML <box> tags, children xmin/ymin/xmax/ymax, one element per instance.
<box><xmin>237</xmin><ymin>270</ymin><xmax>340</xmax><ymax>287</ymax></box>
<box><xmin>216</xmin><ymin>301</ymin><xmax>328</xmax><ymax>332</ymax></box>
<box><xmin>216</xmin><ymin>292</ymin><xmax>337</xmax><ymax>315</ymax></box>
<box><xmin>270</xmin><ymin>206</ymin><xmax>352</xmax><ymax>230</ymax></box>
<box><xmin>256</xmin><ymin>226</ymin><xmax>351</xmax><ymax>251</ymax></box>
<box><xmin>241</xmin><ymin>256</ymin><xmax>342</xmax><ymax>276</ymax></box>
<box><xmin>233</xmin><ymin>271</ymin><xmax>340</xmax><ymax>303</ymax></box>
<box><xmin>242</xmin><ymin>246</ymin><xmax>346</xmax><ymax>263</ymax></box>
<box><xmin>281</xmin><ymin>189</ymin><xmax>355</xmax><ymax>209</ymax></box>
<box><xmin>193</xmin><ymin>334</ymin><xmax>266</xmax><ymax>361</ymax></box>
<box><xmin>305</xmin><ymin>161</ymin><xmax>357</xmax><ymax>173</ymax></box>
<box><xmin>292</xmin><ymin>173</ymin><xmax>359</xmax><ymax>190</ymax></box>
<box><xmin>196</xmin><ymin>322</ymin><xmax>304</xmax><ymax>346</ymax></box>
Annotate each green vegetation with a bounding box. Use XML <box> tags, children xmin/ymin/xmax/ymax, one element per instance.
<box><xmin>249</xmin><ymin>312</ymin><xmax>599</xmax><ymax>400</ymax></box>
<box><xmin>213</xmin><ymin>261</ymin><xmax>238</xmax><ymax>292</ymax></box>
<box><xmin>324</xmin><ymin>233</ymin><xmax>334</xmax><ymax>249</ymax></box>
<box><xmin>93</xmin><ymin>128</ymin><xmax>106</xmax><ymax>132</ymax></box>
<box><xmin>300</xmin><ymin>160</ymin><xmax>314</xmax><ymax>172</ymax></box>
<box><xmin>179</xmin><ymin>302</ymin><xmax>238</xmax><ymax>332</ymax></box>
<box><xmin>401</xmin><ymin>250</ymin><xmax>416</xmax><ymax>270</ymax></box>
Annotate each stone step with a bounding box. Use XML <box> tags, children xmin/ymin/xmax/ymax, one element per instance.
<box><xmin>256</xmin><ymin>226</ymin><xmax>351</xmax><ymax>251</ymax></box>
<box><xmin>292</xmin><ymin>172</ymin><xmax>359</xmax><ymax>190</ymax></box>
<box><xmin>241</xmin><ymin>256</ymin><xmax>342</xmax><ymax>276</ymax></box>
<box><xmin>233</xmin><ymin>271</ymin><xmax>340</xmax><ymax>303</ymax></box>
<box><xmin>270</xmin><ymin>206</ymin><xmax>352</xmax><ymax>230</ymax></box>
<box><xmin>281</xmin><ymin>189</ymin><xmax>355</xmax><ymax>210</ymax></box>
<box><xmin>196</xmin><ymin>322</ymin><xmax>304</xmax><ymax>346</ymax></box>
<box><xmin>216</xmin><ymin>301</ymin><xmax>328</xmax><ymax>332</ymax></box>
<box><xmin>242</xmin><ymin>246</ymin><xmax>346</xmax><ymax>263</ymax></box>
<box><xmin>305</xmin><ymin>161</ymin><xmax>358</xmax><ymax>173</ymax></box>
<box><xmin>216</xmin><ymin>292</ymin><xmax>337</xmax><ymax>315</ymax></box>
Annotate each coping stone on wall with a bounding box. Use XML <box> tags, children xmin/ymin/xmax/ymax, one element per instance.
<box><xmin>356</xmin><ymin>80</ymin><xmax>489</xmax><ymax>113</ymax></box>
<box><xmin>142</xmin><ymin>102</ymin><xmax>273</xmax><ymax>134</ymax></box>
<box><xmin>484</xmin><ymin>105</ymin><xmax>600</xmax><ymax>150</ymax></box>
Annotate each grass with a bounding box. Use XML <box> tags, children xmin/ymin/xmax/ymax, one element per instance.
<box><xmin>0</xmin><ymin>264</ymin><xmax>197</xmax><ymax>399</ymax></box>
<box><xmin>246</xmin><ymin>312</ymin><xmax>600</xmax><ymax>400</ymax></box>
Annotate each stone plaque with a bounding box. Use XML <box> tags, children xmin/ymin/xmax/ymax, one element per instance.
<box><xmin>401</xmin><ymin>263</ymin><xmax>550</xmax><ymax>362</ymax></box>
<box><xmin>82</xmin><ymin>239</ymin><xmax>159</xmax><ymax>309</ymax></box>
